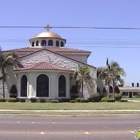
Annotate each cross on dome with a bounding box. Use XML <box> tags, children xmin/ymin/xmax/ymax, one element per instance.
<box><xmin>44</xmin><ymin>24</ymin><xmax>52</xmax><ymax>32</ymax></box>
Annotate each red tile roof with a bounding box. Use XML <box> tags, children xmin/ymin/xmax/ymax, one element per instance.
<box><xmin>15</xmin><ymin>62</ymin><xmax>73</xmax><ymax>72</ymax></box>
<box><xmin>4</xmin><ymin>47</ymin><xmax>91</xmax><ymax>57</ymax></box>
<box><xmin>4</xmin><ymin>47</ymin><xmax>96</xmax><ymax>69</ymax></box>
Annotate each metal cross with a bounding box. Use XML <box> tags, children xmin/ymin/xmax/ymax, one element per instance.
<box><xmin>44</xmin><ymin>24</ymin><xmax>52</xmax><ymax>32</ymax></box>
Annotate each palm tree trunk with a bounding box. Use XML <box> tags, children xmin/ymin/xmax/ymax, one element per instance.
<box><xmin>81</xmin><ymin>79</ymin><xmax>84</xmax><ymax>97</ymax></box>
<box><xmin>2</xmin><ymin>78</ymin><xmax>5</xmax><ymax>98</ymax></box>
<box><xmin>2</xmin><ymin>67</ymin><xmax>5</xmax><ymax>98</ymax></box>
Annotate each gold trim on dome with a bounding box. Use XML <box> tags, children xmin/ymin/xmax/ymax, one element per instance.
<box><xmin>33</xmin><ymin>31</ymin><xmax>62</xmax><ymax>38</ymax></box>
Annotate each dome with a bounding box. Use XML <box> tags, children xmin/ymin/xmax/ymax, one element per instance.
<box><xmin>33</xmin><ymin>31</ymin><xmax>62</xmax><ymax>39</ymax></box>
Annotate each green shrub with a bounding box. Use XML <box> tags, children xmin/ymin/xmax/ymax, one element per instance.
<box><xmin>80</xmin><ymin>98</ymin><xmax>89</xmax><ymax>103</ymax></box>
<box><xmin>135</xmin><ymin>95</ymin><xmax>140</xmax><ymax>98</ymax></box>
<box><xmin>30</xmin><ymin>98</ymin><xmax>37</xmax><ymax>103</ymax></box>
<box><xmin>75</xmin><ymin>98</ymin><xmax>83</xmax><ymax>102</ymax></box>
<box><xmin>107</xmin><ymin>99</ymin><xmax>115</xmax><ymax>102</ymax></box>
<box><xmin>114</xmin><ymin>94</ymin><xmax>122</xmax><ymax>101</ymax></box>
<box><xmin>7</xmin><ymin>98</ymin><xmax>17</xmax><ymax>102</ymax></box>
<box><xmin>0</xmin><ymin>98</ymin><xmax>6</xmax><ymax>102</ymax></box>
<box><xmin>69</xmin><ymin>100</ymin><xmax>75</xmax><ymax>103</ymax></box>
<box><xmin>59</xmin><ymin>99</ymin><xmax>70</xmax><ymax>102</ymax></box>
<box><xmin>39</xmin><ymin>99</ymin><xmax>46</xmax><ymax>103</ymax></box>
<box><xmin>101</xmin><ymin>97</ymin><xmax>108</xmax><ymax>102</ymax></box>
<box><xmin>18</xmin><ymin>98</ymin><xmax>26</xmax><ymax>102</ymax></box>
<box><xmin>51</xmin><ymin>100</ymin><xmax>59</xmax><ymax>103</ymax></box>
<box><xmin>89</xmin><ymin>93</ymin><xmax>101</xmax><ymax>102</ymax></box>
<box><xmin>119</xmin><ymin>99</ymin><xmax>128</xmax><ymax>102</ymax></box>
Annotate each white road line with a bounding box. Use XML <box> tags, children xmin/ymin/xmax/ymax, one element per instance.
<box><xmin>130</xmin><ymin>131</ymin><xmax>134</xmax><ymax>133</ymax></box>
<box><xmin>85</xmin><ymin>132</ymin><xmax>90</xmax><ymax>134</ymax></box>
<box><xmin>40</xmin><ymin>132</ymin><xmax>45</xmax><ymax>135</ymax></box>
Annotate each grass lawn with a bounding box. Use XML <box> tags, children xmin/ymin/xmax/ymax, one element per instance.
<box><xmin>123</xmin><ymin>98</ymin><xmax>140</xmax><ymax>101</ymax></box>
<box><xmin>0</xmin><ymin>102</ymin><xmax>140</xmax><ymax>110</ymax></box>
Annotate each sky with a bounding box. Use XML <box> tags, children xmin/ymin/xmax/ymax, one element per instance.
<box><xmin>0</xmin><ymin>0</ymin><xmax>140</xmax><ymax>86</ymax></box>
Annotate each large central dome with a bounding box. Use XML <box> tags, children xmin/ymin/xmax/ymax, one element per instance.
<box><xmin>29</xmin><ymin>25</ymin><xmax>66</xmax><ymax>48</ymax></box>
<box><xmin>33</xmin><ymin>31</ymin><xmax>62</xmax><ymax>39</ymax></box>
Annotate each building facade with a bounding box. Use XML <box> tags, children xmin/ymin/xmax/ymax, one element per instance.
<box><xmin>2</xmin><ymin>26</ymin><xmax>97</xmax><ymax>100</ymax></box>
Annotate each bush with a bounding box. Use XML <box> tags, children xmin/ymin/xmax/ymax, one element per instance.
<box><xmin>80</xmin><ymin>98</ymin><xmax>89</xmax><ymax>103</ymax></box>
<box><xmin>51</xmin><ymin>100</ymin><xmax>59</xmax><ymax>103</ymax></box>
<box><xmin>107</xmin><ymin>99</ymin><xmax>115</xmax><ymax>102</ymax></box>
<box><xmin>75</xmin><ymin>98</ymin><xmax>83</xmax><ymax>102</ymax></box>
<box><xmin>69</xmin><ymin>100</ymin><xmax>75</xmax><ymax>103</ymax></box>
<box><xmin>39</xmin><ymin>99</ymin><xmax>46</xmax><ymax>103</ymax></box>
<box><xmin>7</xmin><ymin>98</ymin><xmax>17</xmax><ymax>102</ymax></box>
<box><xmin>119</xmin><ymin>99</ymin><xmax>128</xmax><ymax>102</ymax></box>
<box><xmin>59</xmin><ymin>99</ymin><xmax>70</xmax><ymax>102</ymax></box>
<box><xmin>114</xmin><ymin>94</ymin><xmax>122</xmax><ymax>101</ymax></box>
<box><xmin>0</xmin><ymin>98</ymin><xmax>6</xmax><ymax>102</ymax></box>
<box><xmin>101</xmin><ymin>97</ymin><xmax>108</xmax><ymax>102</ymax></box>
<box><xmin>89</xmin><ymin>93</ymin><xmax>101</xmax><ymax>102</ymax></box>
<box><xmin>30</xmin><ymin>98</ymin><xmax>37</xmax><ymax>103</ymax></box>
<box><xmin>18</xmin><ymin>98</ymin><xmax>26</xmax><ymax>102</ymax></box>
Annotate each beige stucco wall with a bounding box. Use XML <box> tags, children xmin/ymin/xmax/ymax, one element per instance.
<box><xmin>19</xmin><ymin>50</ymin><xmax>97</xmax><ymax>98</ymax></box>
<box><xmin>16</xmin><ymin>71</ymin><xmax>71</xmax><ymax>99</ymax></box>
<box><xmin>0</xmin><ymin>49</ymin><xmax>97</xmax><ymax>99</ymax></box>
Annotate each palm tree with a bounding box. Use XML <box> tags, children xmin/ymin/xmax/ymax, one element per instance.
<box><xmin>0</xmin><ymin>51</ymin><xmax>19</xmax><ymax>98</ymax></box>
<box><xmin>97</xmin><ymin>59</ymin><xmax>126</xmax><ymax>98</ymax></box>
<box><xmin>73</xmin><ymin>65</ymin><xmax>93</xmax><ymax>97</ymax></box>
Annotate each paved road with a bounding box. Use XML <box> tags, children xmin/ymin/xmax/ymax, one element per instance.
<box><xmin>0</xmin><ymin>114</ymin><xmax>139</xmax><ymax>140</ymax></box>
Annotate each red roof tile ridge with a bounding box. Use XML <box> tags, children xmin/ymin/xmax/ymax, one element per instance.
<box><xmin>16</xmin><ymin>61</ymin><xmax>73</xmax><ymax>71</ymax></box>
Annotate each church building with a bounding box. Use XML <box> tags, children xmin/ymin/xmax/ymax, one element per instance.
<box><xmin>3</xmin><ymin>25</ymin><xmax>97</xmax><ymax>100</ymax></box>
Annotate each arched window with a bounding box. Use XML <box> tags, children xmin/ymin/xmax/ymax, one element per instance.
<box><xmin>32</xmin><ymin>42</ymin><xmax>34</xmax><ymax>47</ymax></box>
<box><xmin>109</xmin><ymin>86</ymin><xmax>113</xmax><ymax>93</ymax></box>
<box><xmin>58</xmin><ymin>75</ymin><xmax>66</xmax><ymax>97</ymax></box>
<box><xmin>36</xmin><ymin>40</ymin><xmax>39</xmax><ymax>46</ymax></box>
<box><xmin>114</xmin><ymin>86</ymin><xmax>120</xmax><ymax>93</ymax></box>
<box><xmin>61</xmin><ymin>41</ymin><xmax>64</xmax><ymax>47</ymax></box>
<box><xmin>48</xmin><ymin>40</ymin><xmax>53</xmax><ymax>46</ymax></box>
<box><xmin>21</xmin><ymin>75</ymin><xmax>27</xmax><ymax>97</ymax></box>
<box><xmin>56</xmin><ymin>41</ymin><xmax>59</xmax><ymax>46</ymax></box>
<box><xmin>97</xmin><ymin>87</ymin><xmax>100</xmax><ymax>94</ymax></box>
<box><xmin>41</xmin><ymin>40</ymin><xmax>47</xmax><ymax>46</ymax></box>
<box><xmin>37</xmin><ymin>74</ymin><xmax>49</xmax><ymax>97</ymax></box>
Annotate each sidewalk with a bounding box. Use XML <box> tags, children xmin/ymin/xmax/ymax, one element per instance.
<box><xmin>0</xmin><ymin>109</ymin><xmax>140</xmax><ymax>112</ymax></box>
<box><xmin>128</xmin><ymin>100</ymin><xmax>140</xmax><ymax>102</ymax></box>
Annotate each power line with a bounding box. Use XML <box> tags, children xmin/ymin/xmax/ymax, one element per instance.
<box><xmin>0</xmin><ymin>26</ymin><xmax>140</xmax><ymax>30</ymax></box>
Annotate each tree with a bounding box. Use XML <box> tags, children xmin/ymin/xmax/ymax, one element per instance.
<box><xmin>97</xmin><ymin>58</ymin><xmax>126</xmax><ymax>98</ymax></box>
<box><xmin>73</xmin><ymin>65</ymin><xmax>93</xmax><ymax>97</ymax></box>
<box><xmin>0</xmin><ymin>51</ymin><xmax>19</xmax><ymax>98</ymax></box>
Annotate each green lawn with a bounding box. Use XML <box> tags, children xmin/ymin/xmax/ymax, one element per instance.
<box><xmin>0</xmin><ymin>102</ymin><xmax>140</xmax><ymax>110</ymax></box>
<box><xmin>123</xmin><ymin>98</ymin><xmax>140</xmax><ymax>101</ymax></box>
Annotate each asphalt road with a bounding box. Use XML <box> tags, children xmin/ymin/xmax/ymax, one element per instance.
<box><xmin>0</xmin><ymin>114</ymin><xmax>139</xmax><ymax>140</ymax></box>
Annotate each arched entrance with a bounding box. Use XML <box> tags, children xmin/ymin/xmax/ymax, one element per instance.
<box><xmin>37</xmin><ymin>74</ymin><xmax>49</xmax><ymax>97</ymax></box>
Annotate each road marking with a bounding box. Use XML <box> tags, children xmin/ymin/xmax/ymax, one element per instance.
<box><xmin>85</xmin><ymin>132</ymin><xmax>90</xmax><ymax>134</ymax></box>
<box><xmin>130</xmin><ymin>131</ymin><xmax>134</xmax><ymax>133</ymax></box>
<box><xmin>17</xmin><ymin>122</ymin><xmax>20</xmax><ymax>124</ymax></box>
<box><xmin>52</xmin><ymin>121</ymin><xmax>55</xmax><ymax>124</ymax></box>
<box><xmin>32</xmin><ymin>122</ymin><xmax>35</xmax><ymax>124</ymax></box>
<box><xmin>40</xmin><ymin>132</ymin><xmax>45</xmax><ymax>135</ymax></box>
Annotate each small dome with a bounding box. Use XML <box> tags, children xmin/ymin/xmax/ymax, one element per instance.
<box><xmin>33</xmin><ymin>31</ymin><xmax>62</xmax><ymax>39</ymax></box>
